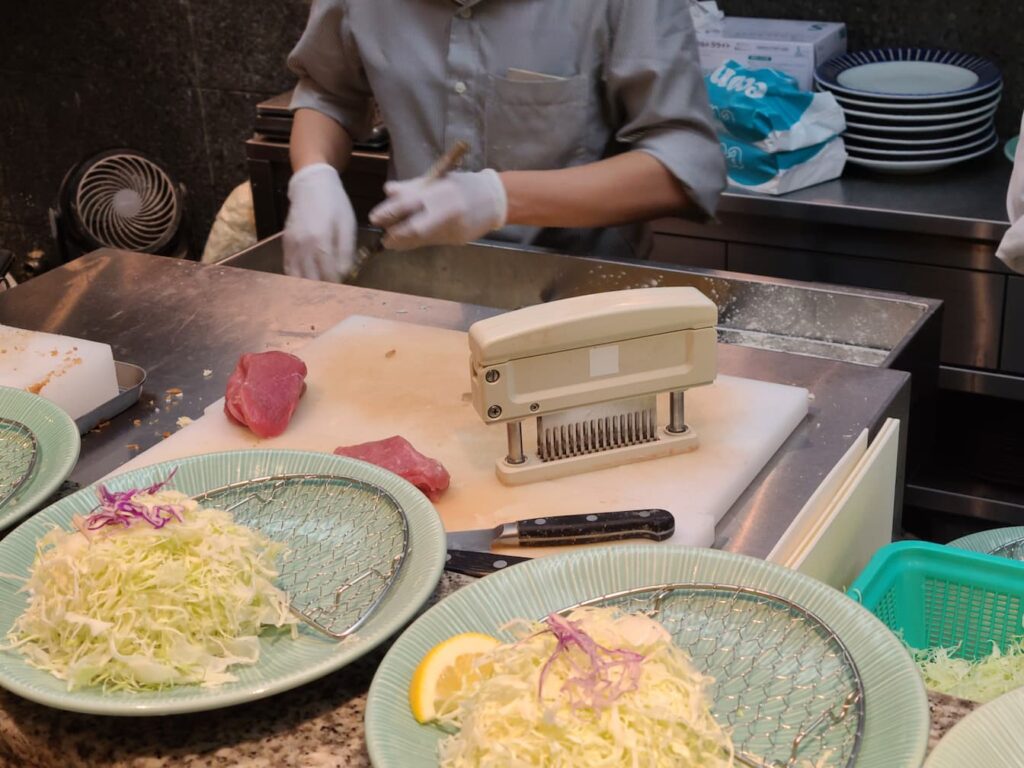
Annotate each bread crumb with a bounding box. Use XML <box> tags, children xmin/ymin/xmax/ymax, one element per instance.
<box><xmin>161</xmin><ymin>431</ymin><xmax>171</xmax><ymax>439</ymax></box>
<box><xmin>176</xmin><ymin>416</ymin><xmax>194</xmax><ymax>428</ymax></box>
<box><xmin>132</xmin><ymin>419</ymin><xmax>141</xmax><ymax>427</ymax></box>
<box><xmin>385</xmin><ymin>349</ymin><xmax>396</xmax><ymax>358</ymax></box>
<box><xmin>166</xmin><ymin>387</ymin><xmax>183</xmax><ymax>395</ymax></box>
<box><xmin>202</xmin><ymin>369</ymin><xmax>213</xmax><ymax>378</ymax></box>
<box><xmin>126</xmin><ymin>443</ymin><xmax>140</xmax><ymax>451</ymax></box>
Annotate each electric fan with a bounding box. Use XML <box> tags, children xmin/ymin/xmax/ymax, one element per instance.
<box><xmin>50</xmin><ymin>149</ymin><xmax>189</xmax><ymax>261</ymax></box>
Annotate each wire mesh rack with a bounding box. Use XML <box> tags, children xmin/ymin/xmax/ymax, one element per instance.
<box><xmin>0</xmin><ymin>418</ymin><xmax>39</xmax><ymax>511</ymax></box>
<box><xmin>569</xmin><ymin>583</ymin><xmax>865</xmax><ymax>768</ymax></box>
<box><xmin>194</xmin><ymin>472</ymin><xmax>410</xmax><ymax>641</ymax></box>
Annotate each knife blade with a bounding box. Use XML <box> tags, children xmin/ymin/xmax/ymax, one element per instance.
<box><xmin>446</xmin><ymin>508</ymin><xmax>674</xmax><ymax>551</ymax></box>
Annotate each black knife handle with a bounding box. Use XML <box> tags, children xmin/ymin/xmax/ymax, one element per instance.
<box><xmin>445</xmin><ymin>549</ymin><xmax>530</xmax><ymax>578</ymax></box>
<box><xmin>515</xmin><ymin>509</ymin><xmax>674</xmax><ymax>546</ymax></box>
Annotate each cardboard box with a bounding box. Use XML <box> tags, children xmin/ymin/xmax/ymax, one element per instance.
<box><xmin>697</xmin><ymin>18</ymin><xmax>847</xmax><ymax>91</ymax></box>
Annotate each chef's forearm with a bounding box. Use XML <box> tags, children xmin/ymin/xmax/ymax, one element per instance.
<box><xmin>289</xmin><ymin>108</ymin><xmax>355</xmax><ymax>172</ymax></box>
<box><xmin>499</xmin><ymin>152</ymin><xmax>693</xmax><ymax>228</ymax></box>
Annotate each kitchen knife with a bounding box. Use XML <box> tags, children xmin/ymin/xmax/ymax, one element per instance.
<box><xmin>346</xmin><ymin>140</ymin><xmax>470</xmax><ymax>283</ymax></box>
<box><xmin>446</xmin><ymin>508</ymin><xmax>674</xmax><ymax>551</ymax></box>
<box><xmin>445</xmin><ymin>548</ymin><xmax>531</xmax><ymax>578</ymax></box>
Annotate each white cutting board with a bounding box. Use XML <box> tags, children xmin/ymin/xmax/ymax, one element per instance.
<box><xmin>116</xmin><ymin>316</ymin><xmax>809</xmax><ymax>553</ymax></box>
<box><xmin>0</xmin><ymin>324</ymin><xmax>118</xmax><ymax>422</ymax></box>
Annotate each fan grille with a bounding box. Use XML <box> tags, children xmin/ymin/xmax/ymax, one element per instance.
<box><xmin>74</xmin><ymin>153</ymin><xmax>180</xmax><ymax>253</ymax></box>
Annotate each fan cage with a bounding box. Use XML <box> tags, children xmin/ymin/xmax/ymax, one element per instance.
<box><xmin>71</xmin><ymin>152</ymin><xmax>182</xmax><ymax>254</ymax></box>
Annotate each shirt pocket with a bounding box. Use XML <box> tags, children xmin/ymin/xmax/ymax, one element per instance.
<box><xmin>484</xmin><ymin>73</ymin><xmax>589</xmax><ymax>172</ymax></box>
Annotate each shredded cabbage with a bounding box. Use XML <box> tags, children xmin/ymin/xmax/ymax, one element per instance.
<box><xmin>4</xmin><ymin>489</ymin><xmax>298</xmax><ymax>691</ymax></box>
<box><xmin>914</xmin><ymin>639</ymin><xmax>1024</xmax><ymax>703</ymax></box>
<box><xmin>435</xmin><ymin>607</ymin><xmax>735</xmax><ymax>768</ymax></box>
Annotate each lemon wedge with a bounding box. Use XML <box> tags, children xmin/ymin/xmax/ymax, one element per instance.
<box><xmin>408</xmin><ymin>631</ymin><xmax>500</xmax><ymax>723</ymax></box>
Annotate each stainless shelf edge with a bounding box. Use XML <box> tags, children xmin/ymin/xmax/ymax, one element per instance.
<box><xmin>939</xmin><ymin>365</ymin><xmax>1024</xmax><ymax>400</ymax></box>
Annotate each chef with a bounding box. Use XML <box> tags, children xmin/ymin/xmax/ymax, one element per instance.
<box><xmin>997</xmin><ymin>111</ymin><xmax>1024</xmax><ymax>274</ymax></box>
<box><xmin>283</xmin><ymin>0</ymin><xmax>726</xmax><ymax>282</ymax></box>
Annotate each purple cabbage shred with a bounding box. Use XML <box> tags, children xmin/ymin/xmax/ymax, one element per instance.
<box><xmin>537</xmin><ymin>612</ymin><xmax>645</xmax><ymax>710</ymax></box>
<box><xmin>84</xmin><ymin>468</ymin><xmax>184</xmax><ymax>531</ymax></box>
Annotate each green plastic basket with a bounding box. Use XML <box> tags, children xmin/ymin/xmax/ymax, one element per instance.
<box><xmin>849</xmin><ymin>541</ymin><xmax>1024</xmax><ymax>659</ymax></box>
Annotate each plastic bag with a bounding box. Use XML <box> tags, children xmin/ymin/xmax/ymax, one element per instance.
<box><xmin>719</xmin><ymin>134</ymin><xmax>847</xmax><ymax>195</ymax></box>
<box><xmin>706</xmin><ymin>60</ymin><xmax>845</xmax><ymax>152</ymax></box>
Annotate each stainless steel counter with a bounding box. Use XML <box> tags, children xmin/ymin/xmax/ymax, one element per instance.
<box><xmin>0</xmin><ymin>249</ymin><xmax>912</xmax><ymax>767</ymax></box>
<box><xmin>719</xmin><ymin>153</ymin><xmax>1012</xmax><ymax>244</ymax></box>
<box><xmin>0</xmin><ymin>249</ymin><xmax>910</xmax><ymax>558</ymax></box>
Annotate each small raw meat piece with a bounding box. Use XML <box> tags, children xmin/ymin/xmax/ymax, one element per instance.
<box><xmin>334</xmin><ymin>436</ymin><xmax>450</xmax><ymax>500</ymax></box>
<box><xmin>224</xmin><ymin>351</ymin><xmax>307</xmax><ymax>438</ymax></box>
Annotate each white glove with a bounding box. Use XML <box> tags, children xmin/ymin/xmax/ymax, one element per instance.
<box><xmin>282</xmin><ymin>163</ymin><xmax>356</xmax><ymax>282</ymax></box>
<box><xmin>369</xmin><ymin>169</ymin><xmax>507</xmax><ymax>251</ymax></box>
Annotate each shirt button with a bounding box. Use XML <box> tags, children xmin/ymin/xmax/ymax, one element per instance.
<box><xmin>458</xmin><ymin>7</ymin><xmax>472</xmax><ymax>18</ymax></box>
<box><xmin>454</xmin><ymin>81</ymin><xmax>467</xmax><ymax>95</ymax></box>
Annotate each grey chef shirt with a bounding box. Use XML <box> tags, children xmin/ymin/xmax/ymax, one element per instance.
<box><xmin>287</xmin><ymin>0</ymin><xmax>726</xmax><ymax>259</ymax></box>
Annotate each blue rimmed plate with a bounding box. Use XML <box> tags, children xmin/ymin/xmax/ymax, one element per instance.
<box><xmin>0</xmin><ymin>449</ymin><xmax>446</xmax><ymax>715</ymax></box>
<box><xmin>817</xmin><ymin>49</ymin><xmax>1002</xmax><ymax>100</ymax></box>
<box><xmin>0</xmin><ymin>387</ymin><xmax>79</xmax><ymax>532</ymax></box>
<box><xmin>846</xmin><ymin>133</ymin><xmax>999</xmax><ymax>174</ymax></box>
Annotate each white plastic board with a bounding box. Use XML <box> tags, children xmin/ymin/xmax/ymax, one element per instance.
<box><xmin>115</xmin><ymin>316</ymin><xmax>809</xmax><ymax>554</ymax></box>
<box><xmin>0</xmin><ymin>325</ymin><xmax>118</xmax><ymax>421</ymax></box>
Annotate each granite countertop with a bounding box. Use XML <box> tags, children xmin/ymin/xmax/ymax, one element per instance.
<box><xmin>0</xmin><ymin>568</ymin><xmax>984</xmax><ymax>767</ymax></box>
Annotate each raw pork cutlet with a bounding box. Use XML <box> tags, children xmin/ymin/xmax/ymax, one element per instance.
<box><xmin>225</xmin><ymin>351</ymin><xmax>307</xmax><ymax>438</ymax></box>
<box><xmin>334</xmin><ymin>436</ymin><xmax>450</xmax><ymax>501</ymax></box>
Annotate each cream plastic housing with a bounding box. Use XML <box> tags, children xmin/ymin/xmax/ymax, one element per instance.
<box><xmin>469</xmin><ymin>287</ymin><xmax>718</xmax><ymax>423</ymax></box>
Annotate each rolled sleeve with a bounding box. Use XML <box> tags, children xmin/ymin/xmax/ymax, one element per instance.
<box><xmin>605</xmin><ymin>0</ymin><xmax>726</xmax><ymax>219</ymax></box>
<box><xmin>287</xmin><ymin>0</ymin><xmax>373</xmax><ymax>140</ymax></box>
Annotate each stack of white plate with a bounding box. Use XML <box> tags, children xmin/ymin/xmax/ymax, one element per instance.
<box><xmin>815</xmin><ymin>48</ymin><xmax>1002</xmax><ymax>173</ymax></box>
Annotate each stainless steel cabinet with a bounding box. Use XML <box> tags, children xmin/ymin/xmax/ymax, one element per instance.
<box><xmin>649</xmin><ymin>234</ymin><xmax>726</xmax><ymax>270</ymax></box>
<box><xmin>1003</xmin><ymin>277</ymin><xmax>1024</xmax><ymax>374</ymax></box>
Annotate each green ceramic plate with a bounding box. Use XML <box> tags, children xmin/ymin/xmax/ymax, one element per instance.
<box><xmin>0</xmin><ymin>449</ymin><xmax>445</xmax><ymax>715</ymax></box>
<box><xmin>366</xmin><ymin>546</ymin><xmax>930</xmax><ymax>768</ymax></box>
<box><xmin>0</xmin><ymin>386</ymin><xmax>79</xmax><ymax>532</ymax></box>
<box><xmin>948</xmin><ymin>526</ymin><xmax>1024</xmax><ymax>560</ymax></box>
<box><xmin>925</xmin><ymin>687</ymin><xmax>1024</xmax><ymax>767</ymax></box>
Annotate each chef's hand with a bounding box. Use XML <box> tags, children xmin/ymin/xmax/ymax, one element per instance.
<box><xmin>369</xmin><ymin>170</ymin><xmax>508</xmax><ymax>251</ymax></box>
<box><xmin>282</xmin><ymin>163</ymin><xmax>356</xmax><ymax>282</ymax></box>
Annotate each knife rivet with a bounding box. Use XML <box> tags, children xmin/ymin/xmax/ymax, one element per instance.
<box><xmin>445</xmin><ymin>553</ymin><xmax>452</xmax><ymax>561</ymax></box>
<box><xmin>534</xmin><ymin>518</ymin><xmax>547</xmax><ymax>525</ymax></box>
<box><xmin>586</xmin><ymin>514</ymin><xmax>597</xmax><ymax>521</ymax></box>
<box><xmin>638</xmin><ymin>510</ymin><xmax>651</xmax><ymax>517</ymax></box>
<box><xmin>493</xmin><ymin>560</ymin><xmax>508</xmax><ymax>568</ymax></box>
<box><xmin>485</xmin><ymin>369</ymin><xmax>500</xmax><ymax>383</ymax></box>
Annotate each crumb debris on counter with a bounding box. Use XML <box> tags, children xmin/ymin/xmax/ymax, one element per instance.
<box><xmin>202</xmin><ymin>369</ymin><xmax>213</xmax><ymax>378</ymax></box>
<box><xmin>161</xmin><ymin>431</ymin><xmax>171</xmax><ymax>439</ymax></box>
<box><xmin>176</xmin><ymin>416</ymin><xmax>194</xmax><ymax>428</ymax></box>
<box><xmin>126</xmin><ymin>443</ymin><xmax>141</xmax><ymax>451</ymax></box>
<box><xmin>165</xmin><ymin>387</ymin><xmax>183</xmax><ymax>397</ymax></box>
<box><xmin>132</xmin><ymin>419</ymin><xmax>141</xmax><ymax>427</ymax></box>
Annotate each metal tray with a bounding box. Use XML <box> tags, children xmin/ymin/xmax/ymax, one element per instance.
<box><xmin>74</xmin><ymin>361</ymin><xmax>146</xmax><ymax>434</ymax></box>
